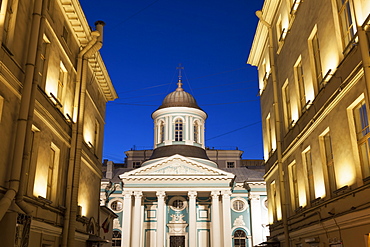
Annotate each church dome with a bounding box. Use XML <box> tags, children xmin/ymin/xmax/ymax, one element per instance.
<box><xmin>158</xmin><ymin>81</ymin><xmax>201</xmax><ymax>109</ymax></box>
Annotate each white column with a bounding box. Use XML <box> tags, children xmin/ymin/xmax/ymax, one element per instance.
<box><xmin>122</xmin><ymin>191</ymin><xmax>132</xmax><ymax>247</ymax></box>
<box><xmin>166</xmin><ymin>116</ymin><xmax>170</xmax><ymax>142</ymax></box>
<box><xmin>211</xmin><ymin>191</ymin><xmax>221</xmax><ymax>247</ymax></box>
<box><xmin>186</xmin><ymin>115</ymin><xmax>189</xmax><ymax>140</ymax></box>
<box><xmin>189</xmin><ymin>116</ymin><xmax>193</xmax><ymax>142</ymax></box>
<box><xmin>222</xmin><ymin>190</ymin><xmax>232</xmax><ymax>247</ymax></box>
<box><xmin>156</xmin><ymin>191</ymin><xmax>166</xmax><ymax>247</ymax></box>
<box><xmin>250</xmin><ymin>193</ymin><xmax>262</xmax><ymax>245</ymax></box>
<box><xmin>188</xmin><ymin>190</ymin><xmax>197</xmax><ymax>247</ymax></box>
<box><xmin>154</xmin><ymin>121</ymin><xmax>158</xmax><ymax>147</ymax></box>
<box><xmin>132</xmin><ymin>191</ymin><xmax>143</xmax><ymax>247</ymax></box>
<box><xmin>168</xmin><ymin>116</ymin><xmax>172</xmax><ymax>141</ymax></box>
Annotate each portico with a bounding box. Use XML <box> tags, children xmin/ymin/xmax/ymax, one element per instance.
<box><xmin>119</xmin><ymin>154</ymin><xmax>235</xmax><ymax>247</ymax></box>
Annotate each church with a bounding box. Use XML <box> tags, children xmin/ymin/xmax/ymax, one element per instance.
<box><xmin>101</xmin><ymin>72</ymin><xmax>268</xmax><ymax>247</ymax></box>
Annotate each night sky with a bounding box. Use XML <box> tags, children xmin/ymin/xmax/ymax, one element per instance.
<box><xmin>79</xmin><ymin>0</ymin><xmax>265</xmax><ymax>162</ymax></box>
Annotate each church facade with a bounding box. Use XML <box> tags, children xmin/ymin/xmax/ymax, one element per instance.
<box><xmin>101</xmin><ymin>76</ymin><xmax>268</xmax><ymax>247</ymax></box>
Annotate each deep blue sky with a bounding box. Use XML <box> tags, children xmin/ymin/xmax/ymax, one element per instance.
<box><xmin>79</xmin><ymin>0</ymin><xmax>265</xmax><ymax>162</ymax></box>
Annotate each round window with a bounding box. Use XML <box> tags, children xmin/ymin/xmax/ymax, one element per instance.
<box><xmin>231</xmin><ymin>198</ymin><xmax>248</xmax><ymax>212</ymax></box>
<box><xmin>110</xmin><ymin>200</ymin><xmax>123</xmax><ymax>211</ymax></box>
<box><xmin>263</xmin><ymin>198</ymin><xmax>268</xmax><ymax>209</ymax></box>
<box><xmin>233</xmin><ymin>200</ymin><xmax>245</xmax><ymax>211</ymax></box>
<box><xmin>169</xmin><ymin>196</ymin><xmax>187</xmax><ymax>211</ymax></box>
<box><xmin>172</xmin><ymin>199</ymin><xmax>184</xmax><ymax>209</ymax></box>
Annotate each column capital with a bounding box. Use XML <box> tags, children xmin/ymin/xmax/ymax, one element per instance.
<box><xmin>188</xmin><ymin>190</ymin><xmax>197</xmax><ymax>199</ymax></box>
<box><xmin>250</xmin><ymin>194</ymin><xmax>260</xmax><ymax>200</ymax></box>
<box><xmin>134</xmin><ymin>191</ymin><xmax>143</xmax><ymax>198</ymax></box>
<box><xmin>211</xmin><ymin>190</ymin><xmax>220</xmax><ymax>198</ymax></box>
<box><xmin>222</xmin><ymin>190</ymin><xmax>232</xmax><ymax>199</ymax></box>
<box><xmin>156</xmin><ymin>190</ymin><xmax>166</xmax><ymax>199</ymax></box>
<box><xmin>123</xmin><ymin>190</ymin><xmax>133</xmax><ymax>198</ymax></box>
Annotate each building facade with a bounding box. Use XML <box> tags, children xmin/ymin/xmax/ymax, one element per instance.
<box><xmin>248</xmin><ymin>0</ymin><xmax>370</xmax><ymax>246</ymax></box>
<box><xmin>101</xmin><ymin>77</ymin><xmax>268</xmax><ymax>247</ymax></box>
<box><xmin>0</xmin><ymin>0</ymin><xmax>117</xmax><ymax>246</ymax></box>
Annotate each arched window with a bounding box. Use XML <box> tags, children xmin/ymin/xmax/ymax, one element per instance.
<box><xmin>194</xmin><ymin>121</ymin><xmax>199</xmax><ymax>143</ymax></box>
<box><xmin>174</xmin><ymin>119</ymin><xmax>183</xmax><ymax>141</ymax></box>
<box><xmin>159</xmin><ymin>121</ymin><xmax>165</xmax><ymax>143</ymax></box>
<box><xmin>234</xmin><ymin>230</ymin><xmax>246</xmax><ymax>247</ymax></box>
<box><xmin>112</xmin><ymin>230</ymin><xmax>121</xmax><ymax>247</ymax></box>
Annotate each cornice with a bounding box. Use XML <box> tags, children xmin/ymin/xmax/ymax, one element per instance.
<box><xmin>58</xmin><ymin>0</ymin><xmax>117</xmax><ymax>102</ymax></box>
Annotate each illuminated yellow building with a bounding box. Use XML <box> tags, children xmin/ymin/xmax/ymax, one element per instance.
<box><xmin>0</xmin><ymin>0</ymin><xmax>117</xmax><ymax>246</ymax></box>
<box><xmin>248</xmin><ymin>0</ymin><xmax>370</xmax><ymax>246</ymax></box>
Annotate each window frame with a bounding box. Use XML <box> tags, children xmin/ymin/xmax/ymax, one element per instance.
<box><xmin>320</xmin><ymin>130</ymin><xmax>337</xmax><ymax>194</ymax></box>
<box><xmin>227</xmin><ymin>161</ymin><xmax>235</xmax><ymax>168</ymax></box>
<box><xmin>231</xmin><ymin>197</ymin><xmax>248</xmax><ymax>212</ymax></box>
<box><xmin>174</xmin><ymin>118</ymin><xmax>183</xmax><ymax>141</ymax></box>
<box><xmin>46</xmin><ymin>143</ymin><xmax>60</xmax><ymax>202</ymax></box>
<box><xmin>110</xmin><ymin>200</ymin><xmax>123</xmax><ymax>212</ymax></box>
<box><xmin>294</xmin><ymin>57</ymin><xmax>306</xmax><ymax>114</ymax></box>
<box><xmin>233</xmin><ymin>230</ymin><xmax>247</xmax><ymax>247</ymax></box>
<box><xmin>353</xmin><ymin>100</ymin><xmax>370</xmax><ymax>180</ymax></box>
<box><xmin>288</xmin><ymin>161</ymin><xmax>299</xmax><ymax>210</ymax></box>
<box><xmin>335</xmin><ymin>0</ymin><xmax>356</xmax><ymax>51</ymax></box>
<box><xmin>303</xmin><ymin>147</ymin><xmax>315</xmax><ymax>202</ymax></box>
<box><xmin>282</xmin><ymin>80</ymin><xmax>292</xmax><ymax>129</ymax></box>
<box><xmin>193</xmin><ymin>121</ymin><xmax>199</xmax><ymax>143</ymax></box>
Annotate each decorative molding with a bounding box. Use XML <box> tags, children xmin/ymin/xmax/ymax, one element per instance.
<box><xmin>30</xmin><ymin>220</ymin><xmax>62</xmax><ymax>236</ymax></box>
<box><xmin>233</xmin><ymin>215</ymin><xmax>246</xmax><ymax>227</ymax></box>
<box><xmin>156</xmin><ymin>190</ymin><xmax>166</xmax><ymax>199</ymax></box>
<box><xmin>188</xmin><ymin>191</ymin><xmax>197</xmax><ymax>199</ymax></box>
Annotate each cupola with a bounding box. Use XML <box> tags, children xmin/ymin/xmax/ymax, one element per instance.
<box><xmin>150</xmin><ymin>66</ymin><xmax>208</xmax><ymax>160</ymax></box>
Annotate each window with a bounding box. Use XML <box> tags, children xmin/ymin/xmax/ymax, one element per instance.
<box><xmin>266</xmin><ymin>114</ymin><xmax>272</xmax><ymax>155</ymax></box>
<box><xmin>62</xmin><ymin>25</ymin><xmax>69</xmax><ymax>44</ymax></box>
<box><xmin>194</xmin><ymin>121</ymin><xmax>199</xmax><ymax>143</ymax></box>
<box><xmin>276</xmin><ymin>16</ymin><xmax>283</xmax><ymax>42</ymax></box>
<box><xmin>47</xmin><ymin>143</ymin><xmax>59</xmax><ymax>201</ymax></box>
<box><xmin>169</xmin><ymin>196</ymin><xmax>187</xmax><ymax>211</ymax></box>
<box><xmin>174</xmin><ymin>119</ymin><xmax>183</xmax><ymax>141</ymax></box>
<box><xmin>3</xmin><ymin>0</ymin><xmax>18</xmax><ymax>49</ymax></box>
<box><xmin>321</xmin><ymin>131</ymin><xmax>336</xmax><ymax>193</ymax></box>
<box><xmin>232</xmin><ymin>199</ymin><xmax>246</xmax><ymax>212</ymax></box>
<box><xmin>38</xmin><ymin>35</ymin><xmax>50</xmax><ymax>89</ymax></box>
<box><xmin>172</xmin><ymin>200</ymin><xmax>184</xmax><ymax>209</ymax></box>
<box><xmin>57</xmin><ymin>62</ymin><xmax>67</xmax><ymax>103</ymax></box>
<box><xmin>310</xmin><ymin>32</ymin><xmax>323</xmax><ymax>90</ymax></box>
<box><xmin>303</xmin><ymin>148</ymin><xmax>315</xmax><ymax>201</ymax></box>
<box><xmin>110</xmin><ymin>200</ymin><xmax>123</xmax><ymax>211</ymax></box>
<box><xmin>294</xmin><ymin>58</ymin><xmax>306</xmax><ymax>113</ymax></box>
<box><xmin>353</xmin><ymin>101</ymin><xmax>370</xmax><ymax>179</ymax></box>
<box><xmin>289</xmin><ymin>162</ymin><xmax>299</xmax><ymax>210</ymax></box>
<box><xmin>262</xmin><ymin>59</ymin><xmax>268</xmax><ymax>90</ymax></box>
<box><xmin>133</xmin><ymin>162</ymin><xmax>141</xmax><ymax>168</ymax></box>
<box><xmin>336</xmin><ymin>0</ymin><xmax>355</xmax><ymax>51</ymax></box>
<box><xmin>282</xmin><ymin>81</ymin><xmax>292</xmax><ymax>129</ymax></box>
<box><xmin>112</xmin><ymin>231</ymin><xmax>121</xmax><ymax>247</ymax></box>
<box><xmin>233</xmin><ymin>230</ymin><xmax>246</xmax><ymax>247</ymax></box>
<box><xmin>0</xmin><ymin>95</ymin><xmax>4</xmax><ymax>123</ymax></box>
<box><xmin>270</xmin><ymin>181</ymin><xmax>277</xmax><ymax>221</ymax></box>
<box><xmin>227</xmin><ymin>162</ymin><xmax>235</xmax><ymax>168</ymax></box>
<box><xmin>159</xmin><ymin>121</ymin><xmax>165</xmax><ymax>143</ymax></box>
<box><xmin>94</xmin><ymin>119</ymin><xmax>100</xmax><ymax>154</ymax></box>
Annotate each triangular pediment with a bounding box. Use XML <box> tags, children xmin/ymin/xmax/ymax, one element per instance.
<box><xmin>120</xmin><ymin>154</ymin><xmax>234</xmax><ymax>178</ymax></box>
